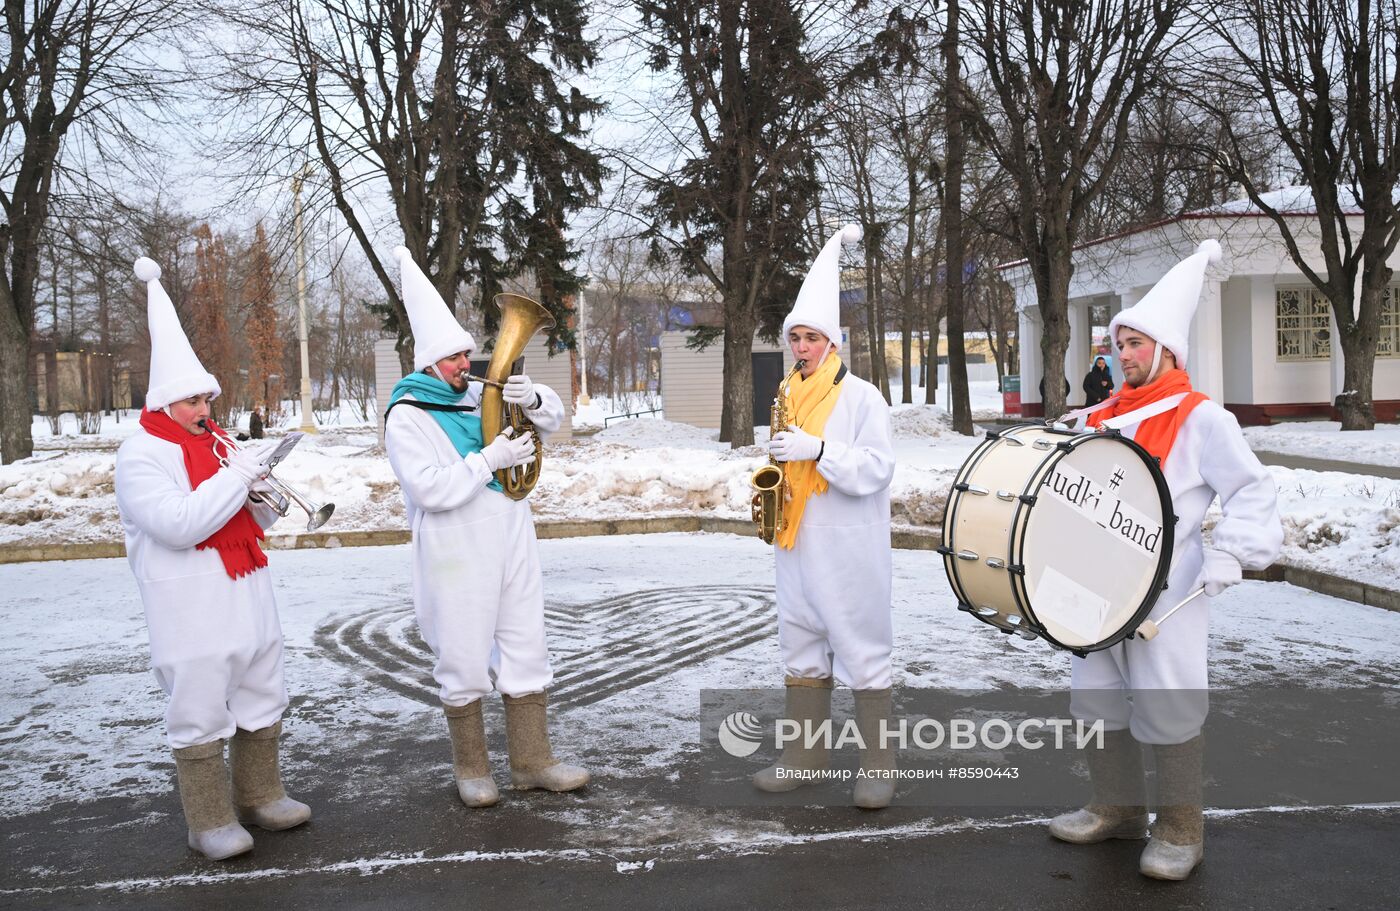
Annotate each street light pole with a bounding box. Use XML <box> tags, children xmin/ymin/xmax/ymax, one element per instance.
<box><xmin>292</xmin><ymin>164</ymin><xmax>318</xmax><ymax>433</ymax></box>
<box><xmin>577</xmin><ymin>276</ymin><xmax>591</xmax><ymax>406</ymax></box>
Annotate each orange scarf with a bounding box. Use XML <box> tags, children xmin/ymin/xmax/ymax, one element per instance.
<box><xmin>775</xmin><ymin>355</ymin><xmax>845</xmax><ymax>550</ymax></box>
<box><xmin>1087</xmin><ymin>368</ymin><xmax>1207</xmax><ymax>468</ymax></box>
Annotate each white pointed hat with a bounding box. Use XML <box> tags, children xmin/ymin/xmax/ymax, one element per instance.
<box><xmin>135</xmin><ymin>257</ymin><xmax>221</xmax><ymax>410</ymax></box>
<box><xmin>394</xmin><ymin>246</ymin><xmax>475</xmax><ymax>372</ymax></box>
<box><xmin>1108</xmin><ymin>239</ymin><xmax>1223</xmax><ymax>368</ymax></box>
<box><xmin>782</xmin><ymin>224</ymin><xmax>861</xmax><ymax>350</ymax></box>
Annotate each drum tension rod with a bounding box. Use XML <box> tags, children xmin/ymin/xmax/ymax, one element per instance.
<box><xmin>1055</xmin><ymin>441</ymin><xmax>1075</xmax><ymax>452</ymax></box>
<box><xmin>986</xmin><ymin>557</ymin><xmax>1006</xmax><ymax>569</ymax></box>
<box><xmin>1019</xmin><ymin>494</ymin><xmax>1037</xmax><ymax>506</ymax></box>
<box><xmin>954</xmin><ymin>483</ymin><xmax>989</xmax><ymax>495</ymax></box>
<box><xmin>956</xmin><ymin>550</ymin><xmax>979</xmax><ymax>561</ymax></box>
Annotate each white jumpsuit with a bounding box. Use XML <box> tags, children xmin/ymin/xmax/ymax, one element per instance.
<box><xmin>1069</xmin><ymin>401</ymin><xmax>1283</xmax><ymax>744</ymax></box>
<box><xmin>774</xmin><ymin>373</ymin><xmax>896</xmax><ymax>690</ymax></box>
<box><xmin>385</xmin><ymin>383</ymin><xmax>565</xmax><ymax>706</ymax></box>
<box><xmin>115</xmin><ymin>432</ymin><xmax>287</xmax><ymax>749</ymax></box>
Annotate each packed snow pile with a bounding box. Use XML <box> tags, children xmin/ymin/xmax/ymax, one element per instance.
<box><xmin>890</xmin><ymin>404</ymin><xmax>959</xmax><ymax>440</ymax></box>
<box><xmin>593</xmin><ymin>417</ymin><xmax>728</xmax><ymax>451</ymax></box>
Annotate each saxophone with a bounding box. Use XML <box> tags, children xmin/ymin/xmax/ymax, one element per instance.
<box><xmin>475</xmin><ymin>292</ymin><xmax>556</xmax><ymax>500</ymax></box>
<box><xmin>750</xmin><ymin>361</ymin><xmax>806</xmax><ymax>544</ymax></box>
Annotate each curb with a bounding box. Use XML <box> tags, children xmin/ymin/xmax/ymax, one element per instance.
<box><xmin>0</xmin><ymin>522</ymin><xmax>1391</xmax><ymax>615</ymax></box>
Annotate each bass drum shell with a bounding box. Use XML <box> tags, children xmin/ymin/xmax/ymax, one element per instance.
<box><xmin>941</xmin><ymin>424</ymin><xmax>1174</xmax><ymax>654</ymax></box>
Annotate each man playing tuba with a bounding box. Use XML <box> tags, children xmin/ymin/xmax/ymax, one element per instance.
<box><xmin>383</xmin><ymin>247</ymin><xmax>588</xmax><ymax>808</ymax></box>
<box><xmin>751</xmin><ymin>225</ymin><xmax>899</xmax><ymax>809</ymax></box>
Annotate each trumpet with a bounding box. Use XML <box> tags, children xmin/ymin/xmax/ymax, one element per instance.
<box><xmin>198</xmin><ymin>419</ymin><xmax>336</xmax><ymax>532</ymax></box>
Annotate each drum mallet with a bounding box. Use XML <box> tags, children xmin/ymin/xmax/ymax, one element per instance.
<box><xmin>1134</xmin><ymin>587</ymin><xmax>1207</xmax><ymax>640</ymax></box>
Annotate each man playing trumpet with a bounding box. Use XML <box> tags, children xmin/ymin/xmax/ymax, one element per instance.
<box><xmin>384</xmin><ymin>247</ymin><xmax>588</xmax><ymax>808</ymax></box>
<box><xmin>115</xmin><ymin>258</ymin><xmax>311</xmax><ymax>861</ymax></box>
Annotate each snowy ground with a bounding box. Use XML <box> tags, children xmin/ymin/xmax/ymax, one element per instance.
<box><xmin>2</xmin><ymin>534</ymin><xmax>1396</xmax><ymax>828</ymax></box>
<box><xmin>1244</xmin><ymin>421</ymin><xmax>1400</xmax><ymax>468</ymax></box>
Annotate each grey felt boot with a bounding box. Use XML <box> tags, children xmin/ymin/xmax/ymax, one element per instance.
<box><xmin>502</xmin><ymin>691</ymin><xmax>590</xmax><ymax>792</ymax></box>
<box><xmin>852</xmin><ymin>688</ymin><xmax>897</xmax><ymax>809</ymax></box>
<box><xmin>1140</xmin><ymin>735</ymin><xmax>1205</xmax><ymax>880</ymax></box>
<box><xmin>753</xmin><ymin>676</ymin><xmax>833</xmax><ymax>793</ymax></box>
<box><xmin>444</xmin><ymin>699</ymin><xmax>499</xmax><ymax>807</ymax></box>
<box><xmin>230</xmin><ymin>721</ymin><xmax>312</xmax><ymax>831</ymax></box>
<box><xmin>1049</xmin><ymin>728</ymin><xmax>1149</xmax><ymax>844</ymax></box>
<box><xmin>174</xmin><ymin>740</ymin><xmax>253</xmax><ymax>860</ymax></box>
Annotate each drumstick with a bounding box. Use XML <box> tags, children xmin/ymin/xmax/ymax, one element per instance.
<box><xmin>1134</xmin><ymin>587</ymin><xmax>1206</xmax><ymax>641</ymax></box>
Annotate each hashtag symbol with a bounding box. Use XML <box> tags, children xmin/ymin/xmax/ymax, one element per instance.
<box><xmin>1109</xmin><ymin>468</ymin><xmax>1125</xmax><ymax>490</ymax></box>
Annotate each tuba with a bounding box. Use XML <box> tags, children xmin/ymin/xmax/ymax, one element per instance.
<box><xmin>476</xmin><ymin>292</ymin><xmax>556</xmax><ymax>500</ymax></box>
<box><xmin>750</xmin><ymin>361</ymin><xmax>805</xmax><ymax>544</ymax></box>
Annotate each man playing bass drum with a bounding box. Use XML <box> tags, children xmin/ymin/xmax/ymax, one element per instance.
<box><xmin>750</xmin><ymin>225</ymin><xmax>899</xmax><ymax>809</ymax></box>
<box><xmin>1051</xmin><ymin>240</ymin><xmax>1282</xmax><ymax>881</ymax></box>
<box><xmin>384</xmin><ymin>247</ymin><xmax>588</xmax><ymax>809</ymax></box>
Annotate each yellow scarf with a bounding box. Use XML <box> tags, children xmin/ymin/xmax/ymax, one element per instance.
<box><xmin>775</xmin><ymin>354</ymin><xmax>846</xmax><ymax>550</ymax></box>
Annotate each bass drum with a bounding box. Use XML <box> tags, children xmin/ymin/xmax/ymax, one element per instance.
<box><xmin>940</xmin><ymin>424</ymin><xmax>1175</xmax><ymax>655</ymax></box>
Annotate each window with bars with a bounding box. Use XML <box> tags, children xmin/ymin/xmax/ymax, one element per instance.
<box><xmin>1276</xmin><ymin>288</ymin><xmax>1332</xmax><ymax>361</ymax></box>
<box><xmin>1380</xmin><ymin>287</ymin><xmax>1399</xmax><ymax>359</ymax></box>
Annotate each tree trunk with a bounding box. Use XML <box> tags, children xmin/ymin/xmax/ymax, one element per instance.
<box><xmin>0</xmin><ymin>296</ymin><xmax>34</xmax><ymax>462</ymax></box>
<box><xmin>720</xmin><ymin>299</ymin><xmax>756</xmax><ymax>447</ymax></box>
<box><xmin>1037</xmin><ymin>250</ymin><xmax>1074</xmax><ymax>420</ymax></box>
<box><xmin>944</xmin><ymin>0</ymin><xmax>972</xmax><ymax>434</ymax></box>
<box><xmin>1336</xmin><ymin>273</ymin><xmax>1386</xmax><ymax>430</ymax></box>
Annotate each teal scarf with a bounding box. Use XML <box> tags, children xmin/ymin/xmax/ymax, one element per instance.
<box><xmin>389</xmin><ymin>372</ymin><xmax>502</xmax><ymax>492</ymax></box>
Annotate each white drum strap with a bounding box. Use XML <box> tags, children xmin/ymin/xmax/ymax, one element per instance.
<box><xmin>1099</xmin><ymin>393</ymin><xmax>1191</xmax><ymax>430</ymax></box>
<box><xmin>1056</xmin><ymin>393</ymin><xmax>1190</xmax><ymax>432</ymax></box>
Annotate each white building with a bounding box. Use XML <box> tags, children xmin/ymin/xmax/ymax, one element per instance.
<box><xmin>1000</xmin><ymin>189</ymin><xmax>1400</xmax><ymax>424</ymax></box>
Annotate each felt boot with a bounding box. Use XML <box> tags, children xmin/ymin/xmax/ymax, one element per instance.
<box><xmin>502</xmin><ymin>691</ymin><xmax>590</xmax><ymax>792</ymax></box>
<box><xmin>753</xmin><ymin>676</ymin><xmax>833</xmax><ymax>793</ymax></box>
<box><xmin>1140</xmin><ymin>735</ymin><xmax>1205</xmax><ymax>880</ymax></box>
<box><xmin>230</xmin><ymin>721</ymin><xmax>312</xmax><ymax>831</ymax></box>
<box><xmin>444</xmin><ymin>699</ymin><xmax>499</xmax><ymax>807</ymax></box>
<box><xmin>1049</xmin><ymin>728</ymin><xmax>1149</xmax><ymax>844</ymax></box>
<box><xmin>174</xmin><ymin>740</ymin><xmax>253</xmax><ymax>860</ymax></box>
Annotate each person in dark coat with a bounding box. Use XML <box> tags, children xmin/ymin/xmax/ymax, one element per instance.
<box><xmin>1083</xmin><ymin>356</ymin><xmax>1114</xmax><ymax>407</ymax></box>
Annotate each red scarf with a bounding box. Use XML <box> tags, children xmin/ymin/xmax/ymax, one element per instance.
<box><xmin>1087</xmin><ymin>368</ymin><xmax>1208</xmax><ymax>469</ymax></box>
<box><xmin>138</xmin><ymin>408</ymin><xmax>268</xmax><ymax>579</ymax></box>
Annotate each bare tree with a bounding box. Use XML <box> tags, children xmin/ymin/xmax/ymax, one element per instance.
<box><xmin>959</xmin><ymin>0</ymin><xmax>1186</xmax><ymax>419</ymax></box>
<box><xmin>1</xmin><ymin>0</ymin><xmax>182</xmax><ymax>461</ymax></box>
<box><xmin>1200</xmin><ymin>0</ymin><xmax>1400</xmax><ymax>429</ymax></box>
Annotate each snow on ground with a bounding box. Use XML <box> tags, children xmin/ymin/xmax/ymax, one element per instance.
<box><xmin>1243</xmin><ymin>421</ymin><xmax>1400</xmax><ymax>468</ymax></box>
<box><xmin>1</xmin><ymin>535</ymin><xmax>1395</xmax><ymax>824</ymax></box>
<box><xmin>5</xmin><ymin>402</ymin><xmax>1400</xmax><ymax>589</ymax></box>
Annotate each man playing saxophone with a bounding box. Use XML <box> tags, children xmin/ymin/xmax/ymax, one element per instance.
<box><xmin>751</xmin><ymin>225</ymin><xmax>898</xmax><ymax>809</ymax></box>
<box><xmin>384</xmin><ymin>246</ymin><xmax>589</xmax><ymax>809</ymax></box>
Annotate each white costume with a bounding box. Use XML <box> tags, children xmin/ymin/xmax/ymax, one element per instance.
<box><xmin>383</xmin><ymin>246</ymin><xmax>565</xmax><ymax>707</ymax></box>
<box><xmin>386</xmin><ymin>383</ymin><xmax>564</xmax><ymax>704</ymax></box>
<box><xmin>115</xmin><ymin>259</ymin><xmax>287</xmax><ymax>750</ymax></box>
<box><xmin>772</xmin><ymin>225</ymin><xmax>896</xmax><ymax>690</ymax></box>
<box><xmin>1069</xmin><ymin>241</ymin><xmax>1283</xmax><ymax>744</ymax></box>
<box><xmin>775</xmin><ymin>375</ymin><xmax>895</xmax><ymax>689</ymax></box>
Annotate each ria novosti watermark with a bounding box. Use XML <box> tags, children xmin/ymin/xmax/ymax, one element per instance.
<box><xmin>689</xmin><ymin>688</ymin><xmax>1400</xmax><ymax>808</ymax></box>
<box><xmin>718</xmin><ymin>711</ymin><xmax>1105</xmax><ymax>758</ymax></box>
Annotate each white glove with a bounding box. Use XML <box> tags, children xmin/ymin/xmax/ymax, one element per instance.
<box><xmin>1197</xmin><ymin>547</ymin><xmax>1243</xmax><ymax>597</ymax></box>
<box><xmin>479</xmin><ymin>427</ymin><xmax>537</xmax><ymax>471</ymax></box>
<box><xmin>226</xmin><ymin>442</ymin><xmax>273</xmax><ymax>486</ymax></box>
<box><xmin>768</xmin><ymin>424</ymin><xmax>823</xmax><ymax>463</ymax></box>
<box><xmin>502</xmin><ymin>374</ymin><xmax>537</xmax><ymax>407</ymax></box>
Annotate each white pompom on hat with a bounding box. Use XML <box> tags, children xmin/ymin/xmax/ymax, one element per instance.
<box><xmin>136</xmin><ymin>256</ymin><xmax>222</xmax><ymax>410</ymax></box>
<box><xmin>394</xmin><ymin>245</ymin><xmax>476</xmax><ymax>372</ymax></box>
<box><xmin>782</xmin><ymin>224</ymin><xmax>861</xmax><ymax>350</ymax></box>
<box><xmin>1108</xmin><ymin>239</ymin><xmax>1223</xmax><ymax>369</ymax></box>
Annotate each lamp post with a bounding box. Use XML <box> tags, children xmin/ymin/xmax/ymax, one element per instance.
<box><xmin>292</xmin><ymin>164</ymin><xmax>318</xmax><ymax>432</ymax></box>
<box><xmin>577</xmin><ymin>276</ymin><xmax>591</xmax><ymax>406</ymax></box>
